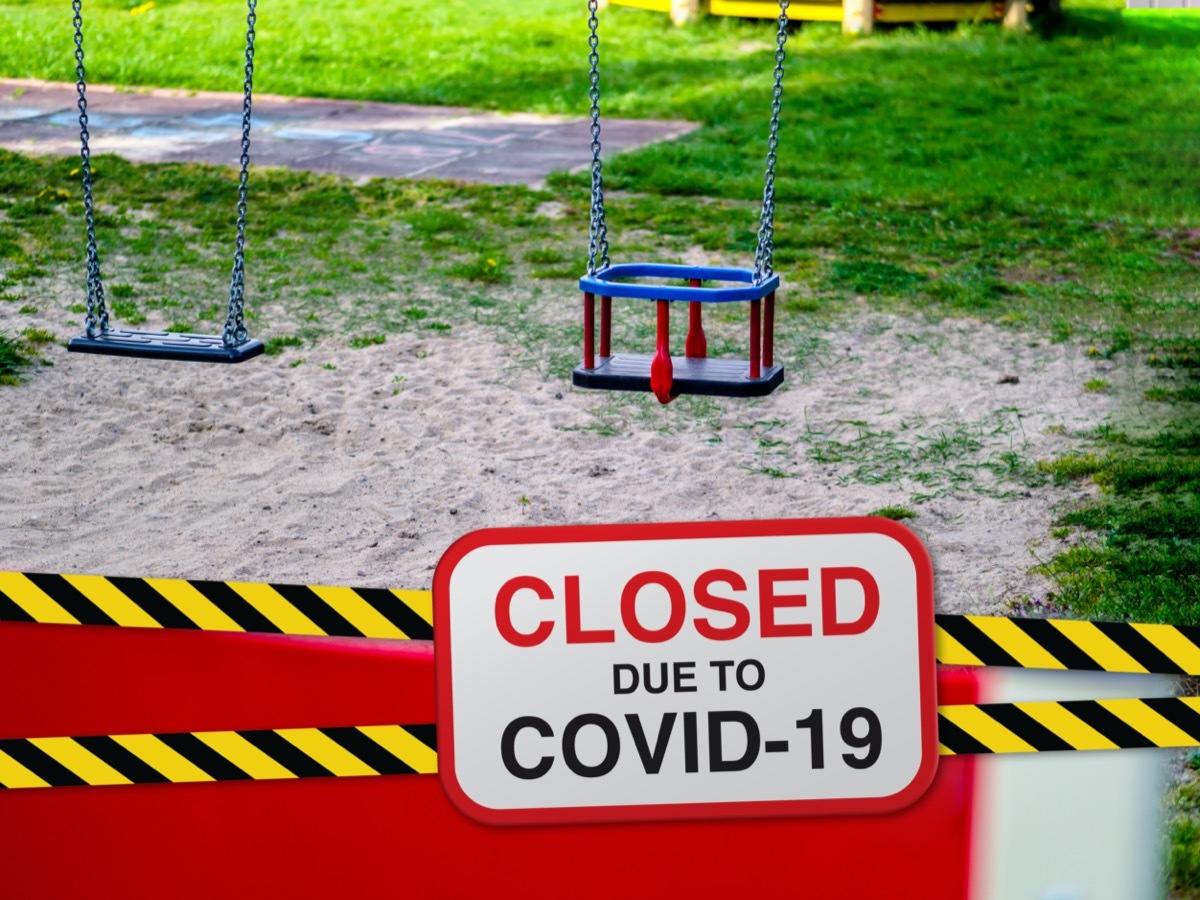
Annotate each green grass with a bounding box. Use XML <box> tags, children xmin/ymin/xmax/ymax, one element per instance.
<box><xmin>1147</xmin><ymin>384</ymin><xmax>1200</xmax><ymax>403</ymax></box>
<box><xmin>0</xmin><ymin>330</ymin><xmax>38</xmax><ymax>384</ymax></box>
<box><xmin>2</xmin><ymin>0</ymin><xmax>1200</xmax><ymax>224</ymax></box>
<box><xmin>263</xmin><ymin>335</ymin><xmax>304</xmax><ymax>356</ymax></box>
<box><xmin>790</xmin><ymin>411</ymin><xmax>1045</xmax><ymax>499</ymax></box>
<box><xmin>447</xmin><ymin>255</ymin><xmax>510</xmax><ymax>284</ymax></box>
<box><xmin>20</xmin><ymin>326</ymin><xmax>55</xmax><ymax>345</ymax></box>
<box><xmin>110</xmin><ymin>300</ymin><xmax>147</xmax><ymax>325</ymax></box>
<box><xmin>1173</xmin><ymin>765</ymin><xmax>1200</xmax><ymax>896</ymax></box>
<box><xmin>1037</xmin><ymin>452</ymin><xmax>1105</xmax><ymax>481</ymax></box>
<box><xmin>1025</xmin><ymin>336</ymin><xmax>1200</xmax><ymax>645</ymax></box>
<box><xmin>1174</xmin><ymin>819</ymin><xmax>1200</xmax><ymax>895</ymax></box>
<box><xmin>1034</xmin><ymin>395</ymin><xmax>1200</xmax><ymax>626</ymax></box>
<box><xmin>869</xmin><ymin>505</ymin><xmax>917</xmax><ymax>520</ymax></box>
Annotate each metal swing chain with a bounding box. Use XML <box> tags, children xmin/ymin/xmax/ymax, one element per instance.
<box><xmin>73</xmin><ymin>0</ymin><xmax>108</xmax><ymax>338</ymax></box>
<box><xmin>222</xmin><ymin>0</ymin><xmax>257</xmax><ymax>347</ymax></box>
<box><xmin>753</xmin><ymin>0</ymin><xmax>790</xmax><ymax>285</ymax></box>
<box><xmin>586</xmin><ymin>0</ymin><xmax>610</xmax><ymax>276</ymax></box>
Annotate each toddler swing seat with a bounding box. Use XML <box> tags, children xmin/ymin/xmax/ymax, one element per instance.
<box><xmin>574</xmin><ymin>264</ymin><xmax>784</xmax><ymax>403</ymax></box>
<box><xmin>574</xmin><ymin>0</ymin><xmax>791</xmax><ymax>406</ymax></box>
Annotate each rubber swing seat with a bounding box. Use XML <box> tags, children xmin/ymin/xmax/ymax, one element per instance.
<box><xmin>67</xmin><ymin>329</ymin><xmax>265</xmax><ymax>363</ymax></box>
<box><xmin>574</xmin><ymin>354</ymin><xmax>783</xmax><ymax>398</ymax></box>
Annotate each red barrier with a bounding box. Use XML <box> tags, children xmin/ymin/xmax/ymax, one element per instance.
<box><xmin>0</xmin><ymin>622</ymin><xmax>977</xmax><ymax>899</ymax></box>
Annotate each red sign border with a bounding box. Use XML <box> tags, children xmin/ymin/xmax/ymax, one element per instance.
<box><xmin>433</xmin><ymin>517</ymin><xmax>938</xmax><ymax>827</ymax></box>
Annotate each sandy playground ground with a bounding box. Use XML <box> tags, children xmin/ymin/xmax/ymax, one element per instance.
<box><xmin>0</xmin><ymin>286</ymin><xmax>1143</xmax><ymax>615</ymax></box>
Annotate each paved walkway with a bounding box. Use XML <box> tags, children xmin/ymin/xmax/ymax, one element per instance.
<box><xmin>0</xmin><ymin>79</ymin><xmax>697</xmax><ymax>187</ymax></box>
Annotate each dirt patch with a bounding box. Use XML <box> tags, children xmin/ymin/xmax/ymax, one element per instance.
<box><xmin>0</xmin><ymin>290</ymin><xmax>1134</xmax><ymax>613</ymax></box>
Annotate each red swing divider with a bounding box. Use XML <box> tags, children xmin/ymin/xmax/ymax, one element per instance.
<box><xmin>685</xmin><ymin>279</ymin><xmax>707</xmax><ymax>359</ymax></box>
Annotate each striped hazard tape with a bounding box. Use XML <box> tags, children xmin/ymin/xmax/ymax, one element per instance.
<box><xmin>0</xmin><ymin>725</ymin><xmax>437</xmax><ymax>789</ymax></box>
<box><xmin>2</xmin><ymin>571</ymin><xmax>1198</xmax><ymax>676</ymax></box>
<box><xmin>937</xmin><ymin>696</ymin><xmax>1200</xmax><ymax>756</ymax></box>
<box><xmin>0</xmin><ymin>571</ymin><xmax>432</xmax><ymax>640</ymax></box>
<box><xmin>933</xmin><ymin>613</ymin><xmax>1200</xmax><ymax>676</ymax></box>
<box><xmin>3</xmin><ymin>699</ymin><xmax>1198</xmax><ymax>789</ymax></box>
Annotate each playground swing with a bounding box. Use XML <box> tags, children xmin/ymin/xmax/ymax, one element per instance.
<box><xmin>65</xmin><ymin>0</ymin><xmax>264</xmax><ymax>363</ymax></box>
<box><xmin>574</xmin><ymin>0</ymin><xmax>789</xmax><ymax>405</ymax></box>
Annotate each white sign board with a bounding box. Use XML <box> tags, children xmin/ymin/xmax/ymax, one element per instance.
<box><xmin>434</xmin><ymin>518</ymin><xmax>937</xmax><ymax>825</ymax></box>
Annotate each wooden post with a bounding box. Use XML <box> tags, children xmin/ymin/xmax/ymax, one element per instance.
<box><xmin>670</xmin><ymin>0</ymin><xmax>700</xmax><ymax>25</ymax></box>
<box><xmin>842</xmin><ymin>0</ymin><xmax>874</xmax><ymax>34</ymax></box>
<box><xmin>1003</xmin><ymin>0</ymin><xmax>1029</xmax><ymax>30</ymax></box>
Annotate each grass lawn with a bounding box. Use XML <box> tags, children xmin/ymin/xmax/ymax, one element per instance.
<box><xmin>3</xmin><ymin>0</ymin><xmax>1200</xmax><ymax>217</ymax></box>
<box><xmin>2</xmin><ymin>1</ymin><xmax>1200</xmax><ymax>886</ymax></box>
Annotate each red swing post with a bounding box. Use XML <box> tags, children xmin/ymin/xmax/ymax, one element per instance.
<box><xmin>583</xmin><ymin>291</ymin><xmax>595</xmax><ymax>370</ymax></box>
<box><xmin>763</xmin><ymin>290</ymin><xmax>775</xmax><ymax>368</ymax></box>
<box><xmin>650</xmin><ymin>299</ymin><xmax>674</xmax><ymax>404</ymax></box>
<box><xmin>685</xmin><ymin>279</ymin><xmax>706</xmax><ymax>358</ymax></box>
<box><xmin>749</xmin><ymin>297</ymin><xmax>762</xmax><ymax>381</ymax></box>
<box><xmin>585</xmin><ymin>291</ymin><xmax>611</xmax><ymax>367</ymax></box>
<box><xmin>600</xmin><ymin>295</ymin><xmax>612</xmax><ymax>359</ymax></box>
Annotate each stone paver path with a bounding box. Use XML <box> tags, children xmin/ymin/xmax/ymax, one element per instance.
<box><xmin>0</xmin><ymin>79</ymin><xmax>697</xmax><ymax>187</ymax></box>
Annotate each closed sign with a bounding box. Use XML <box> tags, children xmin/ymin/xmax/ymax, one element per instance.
<box><xmin>433</xmin><ymin>518</ymin><xmax>937</xmax><ymax>825</ymax></box>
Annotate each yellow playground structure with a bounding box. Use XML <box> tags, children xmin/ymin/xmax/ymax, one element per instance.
<box><xmin>607</xmin><ymin>0</ymin><xmax>1029</xmax><ymax>32</ymax></box>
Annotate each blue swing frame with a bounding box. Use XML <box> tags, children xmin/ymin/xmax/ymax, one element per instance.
<box><xmin>579</xmin><ymin>263</ymin><xmax>780</xmax><ymax>303</ymax></box>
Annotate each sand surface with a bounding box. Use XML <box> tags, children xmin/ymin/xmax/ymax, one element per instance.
<box><xmin>0</xmin><ymin>295</ymin><xmax>1135</xmax><ymax>614</ymax></box>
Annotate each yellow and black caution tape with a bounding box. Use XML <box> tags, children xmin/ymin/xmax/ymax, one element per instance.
<box><xmin>934</xmin><ymin>613</ymin><xmax>1200</xmax><ymax>676</ymax></box>
<box><xmin>4</xmin><ymin>699</ymin><xmax>1198</xmax><ymax>789</ymax></box>
<box><xmin>2</xmin><ymin>572</ymin><xmax>1199</xmax><ymax>677</ymax></box>
<box><xmin>0</xmin><ymin>724</ymin><xmax>437</xmax><ymax>789</ymax></box>
<box><xmin>0</xmin><ymin>571</ymin><xmax>432</xmax><ymax>640</ymax></box>
<box><xmin>938</xmin><ymin>696</ymin><xmax>1200</xmax><ymax>756</ymax></box>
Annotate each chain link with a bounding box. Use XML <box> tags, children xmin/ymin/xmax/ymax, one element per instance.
<box><xmin>73</xmin><ymin>0</ymin><xmax>108</xmax><ymax>337</ymax></box>
<box><xmin>585</xmin><ymin>0</ymin><xmax>609</xmax><ymax>275</ymax></box>
<box><xmin>223</xmin><ymin>0</ymin><xmax>256</xmax><ymax>347</ymax></box>
<box><xmin>753</xmin><ymin>1</ymin><xmax>789</xmax><ymax>284</ymax></box>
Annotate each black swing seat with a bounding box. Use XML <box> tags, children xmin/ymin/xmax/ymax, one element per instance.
<box><xmin>67</xmin><ymin>329</ymin><xmax>265</xmax><ymax>363</ymax></box>
<box><xmin>574</xmin><ymin>355</ymin><xmax>784</xmax><ymax>398</ymax></box>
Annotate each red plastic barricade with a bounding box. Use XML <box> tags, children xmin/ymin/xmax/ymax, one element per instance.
<box><xmin>0</xmin><ymin>621</ymin><xmax>977</xmax><ymax>899</ymax></box>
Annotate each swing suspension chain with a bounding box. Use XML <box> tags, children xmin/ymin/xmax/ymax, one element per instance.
<box><xmin>223</xmin><ymin>0</ymin><xmax>256</xmax><ymax>347</ymax></box>
<box><xmin>753</xmin><ymin>0</ymin><xmax>789</xmax><ymax>284</ymax></box>
<box><xmin>73</xmin><ymin>0</ymin><xmax>108</xmax><ymax>338</ymax></box>
<box><xmin>586</xmin><ymin>0</ymin><xmax>609</xmax><ymax>276</ymax></box>
<box><xmin>72</xmin><ymin>0</ymin><xmax>256</xmax><ymax>344</ymax></box>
